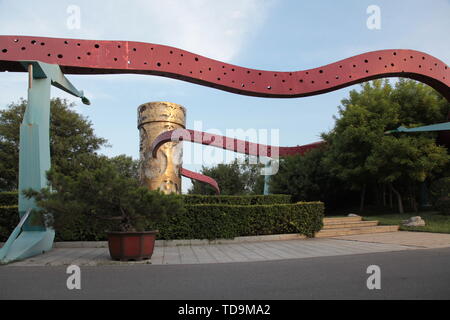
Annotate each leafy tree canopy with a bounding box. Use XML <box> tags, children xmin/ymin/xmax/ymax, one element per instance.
<box><xmin>188</xmin><ymin>157</ymin><xmax>264</xmax><ymax>195</ymax></box>
<box><xmin>272</xmin><ymin>79</ymin><xmax>450</xmax><ymax>213</ymax></box>
<box><xmin>0</xmin><ymin>98</ymin><xmax>108</xmax><ymax>190</ymax></box>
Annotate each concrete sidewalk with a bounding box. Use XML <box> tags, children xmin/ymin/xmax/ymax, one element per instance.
<box><xmin>3</xmin><ymin>231</ymin><xmax>450</xmax><ymax>267</ymax></box>
<box><xmin>333</xmin><ymin>231</ymin><xmax>450</xmax><ymax>248</ymax></box>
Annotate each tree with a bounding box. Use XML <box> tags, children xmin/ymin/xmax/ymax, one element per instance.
<box><xmin>323</xmin><ymin>79</ymin><xmax>449</xmax><ymax>213</ymax></box>
<box><xmin>366</xmin><ymin>135</ymin><xmax>448</xmax><ymax>213</ymax></box>
<box><xmin>270</xmin><ymin>148</ymin><xmax>325</xmax><ymax>201</ymax></box>
<box><xmin>25</xmin><ymin>157</ymin><xmax>184</xmax><ymax>232</ymax></box>
<box><xmin>0</xmin><ymin>98</ymin><xmax>108</xmax><ymax>190</ymax></box>
<box><xmin>392</xmin><ymin>79</ymin><xmax>449</xmax><ymax>126</ymax></box>
<box><xmin>322</xmin><ymin>80</ymin><xmax>398</xmax><ymax>211</ymax></box>
<box><xmin>108</xmin><ymin>154</ymin><xmax>140</xmax><ymax>181</ymax></box>
<box><xmin>61</xmin><ymin>152</ymin><xmax>140</xmax><ymax>181</ymax></box>
<box><xmin>239</xmin><ymin>158</ymin><xmax>265</xmax><ymax>194</ymax></box>
<box><xmin>269</xmin><ymin>146</ymin><xmax>358</xmax><ymax>210</ymax></box>
<box><xmin>188</xmin><ymin>157</ymin><xmax>264</xmax><ymax>195</ymax></box>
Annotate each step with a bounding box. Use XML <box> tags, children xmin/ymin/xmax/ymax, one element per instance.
<box><xmin>315</xmin><ymin>225</ymin><xmax>399</xmax><ymax>238</ymax></box>
<box><xmin>323</xmin><ymin>216</ymin><xmax>362</xmax><ymax>224</ymax></box>
<box><xmin>322</xmin><ymin>220</ymin><xmax>379</xmax><ymax>230</ymax></box>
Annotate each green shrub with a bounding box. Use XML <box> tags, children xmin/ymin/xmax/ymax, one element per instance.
<box><xmin>0</xmin><ymin>205</ymin><xmax>19</xmax><ymax>242</ymax></box>
<box><xmin>182</xmin><ymin>194</ymin><xmax>291</xmax><ymax>205</ymax></box>
<box><xmin>52</xmin><ymin>211</ymin><xmax>117</xmax><ymax>241</ymax></box>
<box><xmin>26</xmin><ymin>163</ymin><xmax>186</xmax><ymax>233</ymax></box>
<box><xmin>0</xmin><ymin>191</ymin><xmax>18</xmax><ymax>206</ymax></box>
<box><xmin>435</xmin><ymin>197</ymin><xmax>450</xmax><ymax>215</ymax></box>
<box><xmin>156</xmin><ymin>201</ymin><xmax>324</xmax><ymax>240</ymax></box>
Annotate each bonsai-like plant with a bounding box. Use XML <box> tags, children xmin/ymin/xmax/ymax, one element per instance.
<box><xmin>25</xmin><ymin>156</ymin><xmax>185</xmax><ymax>233</ymax></box>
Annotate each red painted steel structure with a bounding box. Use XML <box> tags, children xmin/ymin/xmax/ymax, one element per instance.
<box><xmin>1</xmin><ymin>35</ymin><xmax>448</xmax><ymax>191</ymax></box>
<box><xmin>0</xmin><ymin>35</ymin><xmax>449</xmax><ymax>100</ymax></box>
<box><xmin>156</xmin><ymin>129</ymin><xmax>323</xmax><ymax>194</ymax></box>
<box><xmin>151</xmin><ymin>128</ymin><xmax>324</xmax><ymax>158</ymax></box>
<box><xmin>180</xmin><ymin>167</ymin><xmax>220</xmax><ymax>194</ymax></box>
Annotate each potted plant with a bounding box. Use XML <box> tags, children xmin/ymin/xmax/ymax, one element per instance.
<box><xmin>26</xmin><ymin>155</ymin><xmax>184</xmax><ymax>261</ymax></box>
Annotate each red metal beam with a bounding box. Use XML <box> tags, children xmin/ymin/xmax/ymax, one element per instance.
<box><xmin>171</xmin><ymin>129</ymin><xmax>323</xmax><ymax>195</ymax></box>
<box><xmin>0</xmin><ymin>35</ymin><xmax>448</xmax><ymax>100</ymax></box>
<box><xmin>151</xmin><ymin>129</ymin><xmax>324</xmax><ymax>158</ymax></box>
<box><xmin>180</xmin><ymin>167</ymin><xmax>220</xmax><ymax>194</ymax></box>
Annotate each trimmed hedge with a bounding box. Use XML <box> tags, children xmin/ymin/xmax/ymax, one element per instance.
<box><xmin>156</xmin><ymin>202</ymin><xmax>324</xmax><ymax>240</ymax></box>
<box><xmin>0</xmin><ymin>199</ymin><xmax>324</xmax><ymax>242</ymax></box>
<box><xmin>183</xmin><ymin>194</ymin><xmax>292</xmax><ymax>205</ymax></box>
<box><xmin>0</xmin><ymin>204</ymin><xmax>115</xmax><ymax>242</ymax></box>
<box><xmin>0</xmin><ymin>191</ymin><xmax>18</xmax><ymax>206</ymax></box>
<box><xmin>0</xmin><ymin>205</ymin><xmax>19</xmax><ymax>242</ymax></box>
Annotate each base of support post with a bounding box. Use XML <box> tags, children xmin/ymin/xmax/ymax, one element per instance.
<box><xmin>0</xmin><ymin>229</ymin><xmax>54</xmax><ymax>264</ymax></box>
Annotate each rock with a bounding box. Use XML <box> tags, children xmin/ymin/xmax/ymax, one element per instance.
<box><xmin>347</xmin><ymin>213</ymin><xmax>360</xmax><ymax>217</ymax></box>
<box><xmin>402</xmin><ymin>216</ymin><xmax>426</xmax><ymax>227</ymax></box>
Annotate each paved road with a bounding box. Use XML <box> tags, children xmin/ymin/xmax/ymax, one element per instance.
<box><xmin>1</xmin><ymin>247</ymin><xmax>450</xmax><ymax>300</ymax></box>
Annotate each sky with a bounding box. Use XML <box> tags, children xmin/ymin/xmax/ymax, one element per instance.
<box><xmin>0</xmin><ymin>0</ymin><xmax>449</xmax><ymax>192</ymax></box>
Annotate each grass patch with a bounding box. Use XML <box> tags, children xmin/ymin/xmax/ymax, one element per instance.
<box><xmin>362</xmin><ymin>212</ymin><xmax>450</xmax><ymax>234</ymax></box>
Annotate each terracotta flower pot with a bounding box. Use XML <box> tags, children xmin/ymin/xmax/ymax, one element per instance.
<box><xmin>107</xmin><ymin>231</ymin><xmax>158</xmax><ymax>261</ymax></box>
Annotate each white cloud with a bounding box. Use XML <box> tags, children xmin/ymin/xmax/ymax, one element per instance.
<box><xmin>0</xmin><ymin>0</ymin><xmax>274</xmax><ymax>62</ymax></box>
<box><xmin>134</xmin><ymin>0</ymin><xmax>274</xmax><ymax>61</ymax></box>
<box><xmin>0</xmin><ymin>0</ymin><xmax>274</xmax><ymax>111</ymax></box>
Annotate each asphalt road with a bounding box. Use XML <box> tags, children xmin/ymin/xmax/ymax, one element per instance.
<box><xmin>1</xmin><ymin>247</ymin><xmax>450</xmax><ymax>300</ymax></box>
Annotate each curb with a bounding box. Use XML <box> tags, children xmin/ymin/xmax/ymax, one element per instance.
<box><xmin>48</xmin><ymin>233</ymin><xmax>308</xmax><ymax>248</ymax></box>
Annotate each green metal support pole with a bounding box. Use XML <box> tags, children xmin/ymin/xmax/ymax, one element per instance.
<box><xmin>385</xmin><ymin>122</ymin><xmax>450</xmax><ymax>134</ymax></box>
<box><xmin>262</xmin><ymin>157</ymin><xmax>278</xmax><ymax>195</ymax></box>
<box><xmin>19</xmin><ymin>63</ymin><xmax>52</xmax><ymax>230</ymax></box>
<box><xmin>0</xmin><ymin>61</ymin><xmax>89</xmax><ymax>264</ymax></box>
<box><xmin>263</xmin><ymin>159</ymin><xmax>271</xmax><ymax>195</ymax></box>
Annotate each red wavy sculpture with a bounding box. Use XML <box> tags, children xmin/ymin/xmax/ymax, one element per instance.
<box><xmin>151</xmin><ymin>129</ymin><xmax>324</xmax><ymax>158</ymax></box>
<box><xmin>1</xmin><ymin>35</ymin><xmax>448</xmax><ymax>192</ymax></box>
<box><xmin>0</xmin><ymin>35</ymin><xmax>448</xmax><ymax>100</ymax></box>
<box><xmin>180</xmin><ymin>167</ymin><xmax>220</xmax><ymax>194</ymax></box>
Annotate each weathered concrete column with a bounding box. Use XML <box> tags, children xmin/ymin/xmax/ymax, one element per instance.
<box><xmin>137</xmin><ymin>102</ymin><xmax>186</xmax><ymax>194</ymax></box>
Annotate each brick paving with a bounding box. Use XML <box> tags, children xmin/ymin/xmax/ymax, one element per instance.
<box><xmin>3</xmin><ymin>231</ymin><xmax>450</xmax><ymax>267</ymax></box>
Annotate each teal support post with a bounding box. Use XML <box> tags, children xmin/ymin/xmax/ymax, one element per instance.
<box><xmin>385</xmin><ymin>122</ymin><xmax>450</xmax><ymax>134</ymax></box>
<box><xmin>19</xmin><ymin>66</ymin><xmax>51</xmax><ymax>230</ymax></box>
<box><xmin>263</xmin><ymin>176</ymin><xmax>270</xmax><ymax>195</ymax></box>
<box><xmin>263</xmin><ymin>161</ymin><xmax>271</xmax><ymax>195</ymax></box>
<box><xmin>0</xmin><ymin>61</ymin><xmax>89</xmax><ymax>264</ymax></box>
<box><xmin>261</xmin><ymin>157</ymin><xmax>280</xmax><ymax>195</ymax></box>
<box><xmin>262</xmin><ymin>158</ymin><xmax>273</xmax><ymax>195</ymax></box>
